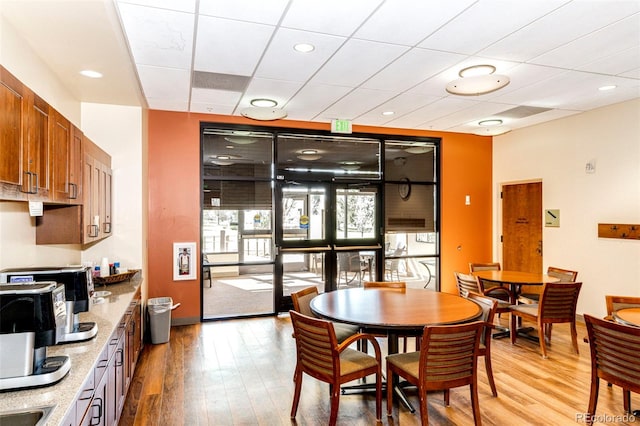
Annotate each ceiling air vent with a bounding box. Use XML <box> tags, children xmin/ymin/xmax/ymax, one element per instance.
<box><xmin>192</xmin><ymin>71</ymin><xmax>250</xmax><ymax>92</ymax></box>
<box><xmin>497</xmin><ymin>105</ymin><xmax>552</xmax><ymax>119</ymax></box>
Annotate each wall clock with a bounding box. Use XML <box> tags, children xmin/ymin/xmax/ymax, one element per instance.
<box><xmin>398</xmin><ymin>178</ymin><xmax>411</xmax><ymax>201</ymax></box>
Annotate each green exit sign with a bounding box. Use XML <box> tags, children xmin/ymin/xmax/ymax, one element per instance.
<box><xmin>331</xmin><ymin>119</ymin><xmax>352</xmax><ymax>134</ymax></box>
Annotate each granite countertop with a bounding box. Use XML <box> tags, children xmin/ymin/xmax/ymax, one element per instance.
<box><xmin>0</xmin><ymin>278</ymin><xmax>143</xmax><ymax>425</ymax></box>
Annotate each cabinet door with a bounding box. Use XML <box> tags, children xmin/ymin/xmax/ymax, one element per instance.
<box><xmin>84</xmin><ymin>151</ymin><xmax>100</xmax><ymax>241</ymax></box>
<box><xmin>69</xmin><ymin>125</ymin><xmax>83</xmax><ymax>202</ymax></box>
<box><xmin>25</xmin><ymin>93</ymin><xmax>51</xmax><ymax>200</ymax></box>
<box><xmin>50</xmin><ymin>109</ymin><xmax>71</xmax><ymax>203</ymax></box>
<box><xmin>0</xmin><ymin>67</ymin><xmax>27</xmax><ymax>200</ymax></box>
<box><xmin>102</xmin><ymin>164</ymin><xmax>112</xmax><ymax>234</ymax></box>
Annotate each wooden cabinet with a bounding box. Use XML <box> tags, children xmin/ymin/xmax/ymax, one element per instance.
<box><xmin>0</xmin><ymin>66</ymin><xmax>51</xmax><ymax>201</ymax></box>
<box><xmin>77</xmin><ymin>288</ymin><xmax>142</xmax><ymax>426</ymax></box>
<box><xmin>36</xmin><ymin>137</ymin><xmax>112</xmax><ymax>244</ymax></box>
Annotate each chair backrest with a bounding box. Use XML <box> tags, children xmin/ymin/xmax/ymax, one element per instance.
<box><xmin>538</xmin><ymin>282</ymin><xmax>582</xmax><ymax>322</ymax></box>
<box><xmin>291</xmin><ymin>286</ymin><xmax>319</xmax><ymax>317</ymax></box>
<box><xmin>605</xmin><ymin>295</ymin><xmax>640</xmax><ymax>317</ymax></box>
<box><xmin>584</xmin><ymin>314</ymin><xmax>640</xmax><ymax>393</ymax></box>
<box><xmin>469</xmin><ymin>262</ymin><xmax>501</xmax><ymax>273</ymax></box>
<box><xmin>338</xmin><ymin>252</ymin><xmax>362</xmax><ymax>272</ymax></box>
<box><xmin>289</xmin><ymin>310</ymin><xmax>339</xmax><ymax>383</ymax></box>
<box><xmin>363</xmin><ymin>281</ymin><xmax>406</xmax><ymax>289</ymax></box>
<box><xmin>547</xmin><ymin>266</ymin><xmax>578</xmax><ymax>282</ymax></box>
<box><xmin>454</xmin><ymin>272</ymin><xmax>482</xmax><ymax>297</ymax></box>
<box><xmin>418</xmin><ymin>321</ymin><xmax>484</xmax><ymax>390</ymax></box>
<box><xmin>465</xmin><ymin>292</ymin><xmax>497</xmax><ymax>346</ymax></box>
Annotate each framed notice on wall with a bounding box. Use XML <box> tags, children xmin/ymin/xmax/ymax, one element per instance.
<box><xmin>173</xmin><ymin>242</ymin><xmax>196</xmax><ymax>281</ymax></box>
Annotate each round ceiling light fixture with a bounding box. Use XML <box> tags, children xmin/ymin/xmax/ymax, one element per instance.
<box><xmin>250</xmin><ymin>98</ymin><xmax>278</xmax><ymax>108</ymax></box>
<box><xmin>598</xmin><ymin>85</ymin><xmax>617</xmax><ymax>91</ymax></box>
<box><xmin>447</xmin><ymin>64</ymin><xmax>510</xmax><ymax>96</ymax></box>
<box><xmin>241</xmin><ymin>107</ymin><xmax>287</xmax><ymax>121</ymax></box>
<box><xmin>340</xmin><ymin>161</ymin><xmax>361</xmax><ymax>171</ymax></box>
<box><xmin>478</xmin><ymin>119</ymin><xmax>503</xmax><ymax>126</ymax></box>
<box><xmin>224</xmin><ymin>136</ymin><xmax>257</xmax><ymax>145</ymax></box>
<box><xmin>404</xmin><ymin>146</ymin><xmax>432</xmax><ymax>154</ymax></box>
<box><xmin>294</xmin><ymin>43</ymin><xmax>315</xmax><ymax>53</ymax></box>
<box><xmin>297</xmin><ymin>149</ymin><xmax>322</xmax><ymax>161</ymax></box>
<box><xmin>80</xmin><ymin>69</ymin><xmax>103</xmax><ymax>78</ymax></box>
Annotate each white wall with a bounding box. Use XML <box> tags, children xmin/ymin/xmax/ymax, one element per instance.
<box><xmin>493</xmin><ymin>99</ymin><xmax>640</xmax><ymax>317</ymax></box>
<box><xmin>0</xmin><ymin>12</ymin><xmax>145</xmax><ymax>276</ymax></box>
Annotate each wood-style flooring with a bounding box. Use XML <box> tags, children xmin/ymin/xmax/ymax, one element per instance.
<box><xmin>121</xmin><ymin>315</ymin><xmax>639</xmax><ymax>425</ymax></box>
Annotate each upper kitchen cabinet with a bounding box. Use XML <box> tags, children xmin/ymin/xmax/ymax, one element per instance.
<box><xmin>36</xmin><ymin>137</ymin><xmax>112</xmax><ymax>245</ymax></box>
<box><xmin>0</xmin><ymin>66</ymin><xmax>51</xmax><ymax>201</ymax></box>
<box><xmin>50</xmin><ymin>108</ymin><xmax>82</xmax><ymax>204</ymax></box>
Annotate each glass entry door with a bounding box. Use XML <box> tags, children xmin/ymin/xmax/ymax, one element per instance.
<box><xmin>274</xmin><ymin>181</ymin><xmax>382</xmax><ymax>312</ymax></box>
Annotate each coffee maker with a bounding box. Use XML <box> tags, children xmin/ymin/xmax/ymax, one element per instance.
<box><xmin>0</xmin><ymin>282</ymin><xmax>71</xmax><ymax>391</ymax></box>
<box><xmin>0</xmin><ymin>266</ymin><xmax>98</xmax><ymax>343</ymax></box>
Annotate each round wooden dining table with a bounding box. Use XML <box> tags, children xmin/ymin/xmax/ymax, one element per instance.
<box><xmin>613</xmin><ymin>307</ymin><xmax>640</xmax><ymax>327</ymax></box>
<box><xmin>472</xmin><ymin>270</ymin><xmax>560</xmax><ymax>304</ymax></box>
<box><xmin>310</xmin><ymin>287</ymin><xmax>482</xmax><ymax>354</ymax></box>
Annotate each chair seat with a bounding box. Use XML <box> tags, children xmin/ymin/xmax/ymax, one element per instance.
<box><xmin>334</xmin><ymin>323</ymin><xmax>361</xmax><ymax>343</ymax></box>
<box><xmin>387</xmin><ymin>351</ymin><xmax>420</xmax><ymax>375</ymax></box>
<box><xmin>341</xmin><ymin>348</ymin><xmax>380</xmax><ymax>375</ymax></box>
<box><xmin>511</xmin><ymin>303</ymin><xmax>538</xmax><ymax>317</ymax></box>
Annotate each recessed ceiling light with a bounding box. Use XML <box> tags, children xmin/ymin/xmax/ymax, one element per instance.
<box><xmin>80</xmin><ymin>69</ymin><xmax>103</xmax><ymax>78</ymax></box>
<box><xmin>459</xmin><ymin>64</ymin><xmax>496</xmax><ymax>78</ymax></box>
<box><xmin>224</xmin><ymin>136</ymin><xmax>257</xmax><ymax>145</ymax></box>
<box><xmin>382</xmin><ymin>111</ymin><xmax>395</xmax><ymax>116</ymax></box>
<box><xmin>301</xmin><ymin>149</ymin><xmax>317</xmax><ymax>155</ymax></box>
<box><xmin>405</xmin><ymin>146</ymin><xmax>432</xmax><ymax>154</ymax></box>
<box><xmin>294</xmin><ymin>43</ymin><xmax>315</xmax><ymax>53</ymax></box>
<box><xmin>598</xmin><ymin>85</ymin><xmax>616</xmax><ymax>91</ymax></box>
<box><xmin>446</xmin><ymin>74</ymin><xmax>510</xmax><ymax>96</ymax></box>
<box><xmin>250</xmin><ymin>98</ymin><xmax>277</xmax><ymax>108</ymax></box>
<box><xmin>240</xmin><ymin>107</ymin><xmax>287</xmax><ymax>121</ymax></box>
<box><xmin>478</xmin><ymin>119</ymin><xmax>503</xmax><ymax>126</ymax></box>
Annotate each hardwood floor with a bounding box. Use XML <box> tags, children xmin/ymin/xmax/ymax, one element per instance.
<box><xmin>121</xmin><ymin>315</ymin><xmax>639</xmax><ymax>425</ymax></box>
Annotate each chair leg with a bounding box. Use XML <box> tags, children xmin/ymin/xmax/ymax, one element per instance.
<box><xmin>510</xmin><ymin>314</ymin><xmax>518</xmax><ymax>344</ymax></box>
<box><xmin>419</xmin><ymin>387</ymin><xmax>430</xmax><ymax>425</ymax></box>
<box><xmin>570</xmin><ymin>322</ymin><xmax>579</xmax><ymax>355</ymax></box>
<box><xmin>290</xmin><ymin>367</ymin><xmax>303</xmax><ymax>419</ymax></box>
<box><xmin>444</xmin><ymin>389</ymin><xmax>450</xmax><ymax>406</ymax></box>
<box><xmin>485</xmin><ymin>356</ymin><xmax>498</xmax><ymax>397</ymax></box>
<box><xmin>470</xmin><ymin>383</ymin><xmax>482</xmax><ymax>426</ymax></box>
<box><xmin>386</xmin><ymin>366</ymin><xmax>394</xmax><ymax>416</ymax></box>
<box><xmin>538</xmin><ymin>320</ymin><xmax>548</xmax><ymax>359</ymax></box>
<box><xmin>329</xmin><ymin>384</ymin><xmax>340</xmax><ymax>426</ymax></box>
<box><xmin>375</xmin><ymin>370</ymin><xmax>382</xmax><ymax>421</ymax></box>
<box><xmin>587</xmin><ymin>378</ymin><xmax>600</xmax><ymax>426</ymax></box>
<box><xmin>623</xmin><ymin>388</ymin><xmax>631</xmax><ymax>413</ymax></box>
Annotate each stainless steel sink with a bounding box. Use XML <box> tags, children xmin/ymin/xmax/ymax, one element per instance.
<box><xmin>0</xmin><ymin>405</ymin><xmax>54</xmax><ymax>426</ymax></box>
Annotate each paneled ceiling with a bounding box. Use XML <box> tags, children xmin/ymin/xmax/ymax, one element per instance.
<box><xmin>2</xmin><ymin>0</ymin><xmax>639</xmax><ymax>135</ymax></box>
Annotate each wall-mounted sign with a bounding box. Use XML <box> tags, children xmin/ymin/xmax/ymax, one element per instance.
<box><xmin>331</xmin><ymin>119</ymin><xmax>352</xmax><ymax>134</ymax></box>
<box><xmin>545</xmin><ymin>209</ymin><xmax>560</xmax><ymax>227</ymax></box>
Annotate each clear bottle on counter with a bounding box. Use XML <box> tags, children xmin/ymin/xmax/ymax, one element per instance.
<box><xmin>100</xmin><ymin>257</ymin><xmax>110</xmax><ymax>277</ymax></box>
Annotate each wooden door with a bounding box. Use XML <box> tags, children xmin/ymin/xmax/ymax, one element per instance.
<box><xmin>0</xmin><ymin>68</ymin><xmax>27</xmax><ymax>199</ymax></box>
<box><xmin>502</xmin><ymin>182</ymin><xmax>542</xmax><ymax>277</ymax></box>
<box><xmin>50</xmin><ymin>109</ymin><xmax>71</xmax><ymax>202</ymax></box>
<box><xmin>26</xmin><ymin>93</ymin><xmax>51</xmax><ymax>200</ymax></box>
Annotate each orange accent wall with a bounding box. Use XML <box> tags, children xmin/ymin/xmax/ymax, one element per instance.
<box><xmin>147</xmin><ymin>111</ymin><xmax>492</xmax><ymax>321</ymax></box>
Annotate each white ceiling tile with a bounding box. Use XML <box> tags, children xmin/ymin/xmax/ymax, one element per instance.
<box><xmin>385</xmin><ymin>97</ymin><xmax>476</xmax><ymax>129</ymax></box>
<box><xmin>198</xmin><ymin>0</ymin><xmax>289</xmax><ymax>25</ymax></box>
<box><xmin>480</xmin><ymin>0</ymin><xmax>640</xmax><ymax>62</ymax></box>
<box><xmin>147</xmin><ymin>99</ymin><xmax>189</xmax><ymax>112</ymax></box>
<box><xmin>117</xmin><ymin>0</ymin><xmax>196</xmax><ymax>13</ymax></box>
<box><xmin>316</xmin><ymin>88</ymin><xmax>396</xmax><ymax>120</ymax></box>
<box><xmin>531</xmin><ymin>15</ymin><xmax>640</xmax><ymax>70</ymax></box>
<box><xmin>620</xmin><ymin>67</ymin><xmax>640</xmax><ymax>79</ymax></box>
<box><xmin>362</xmin><ymin>48</ymin><xmax>466</xmax><ymax>92</ymax></box>
<box><xmin>419</xmin><ymin>0</ymin><xmax>570</xmax><ymax>54</ymax></box>
<box><xmin>118</xmin><ymin>3</ymin><xmax>194</xmax><ymax>69</ymax></box>
<box><xmin>137</xmin><ymin>65</ymin><xmax>190</xmax><ymax>101</ymax></box>
<box><xmin>194</xmin><ymin>16</ymin><xmax>275</xmax><ymax>76</ymax></box>
<box><xmin>255</xmin><ymin>28</ymin><xmax>346</xmax><ymax>82</ymax></box>
<box><xmin>189</xmin><ymin>102</ymin><xmax>236</xmax><ymax>115</ymax></box>
<box><xmin>239</xmin><ymin>78</ymin><xmax>304</xmax><ymax>109</ymax></box>
<box><xmin>284</xmin><ymin>84</ymin><xmax>353</xmax><ymax>121</ymax></box>
<box><xmin>578</xmin><ymin>46</ymin><xmax>640</xmax><ymax>76</ymax></box>
<box><xmin>354</xmin><ymin>0</ymin><xmax>475</xmax><ymax>46</ymax></box>
<box><xmin>355</xmin><ymin>93</ymin><xmax>441</xmax><ymax>126</ymax></box>
<box><xmin>282</xmin><ymin>0</ymin><xmax>382</xmax><ymax>36</ymax></box>
<box><xmin>190</xmin><ymin>88</ymin><xmax>242</xmax><ymax>106</ymax></box>
<box><xmin>426</xmin><ymin>101</ymin><xmax>516</xmax><ymax>130</ymax></box>
<box><xmin>311</xmin><ymin>39</ymin><xmax>408</xmax><ymax>87</ymax></box>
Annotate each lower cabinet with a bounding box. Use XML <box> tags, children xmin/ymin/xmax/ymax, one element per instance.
<box><xmin>77</xmin><ymin>289</ymin><xmax>142</xmax><ymax>426</ymax></box>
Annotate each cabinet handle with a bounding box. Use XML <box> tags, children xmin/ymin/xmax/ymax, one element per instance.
<box><xmin>69</xmin><ymin>183</ymin><xmax>78</xmax><ymax>199</ymax></box>
<box><xmin>22</xmin><ymin>171</ymin><xmax>38</xmax><ymax>194</ymax></box>
<box><xmin>88</xmin><ymin>224</ymin><xmax>99</xmax><ymax>237</ymax></box>
<box><xmin>116</xmin><ymin>348</ymin><xmax>124</xmax><ymax>367</ymax></box>
<box><xmin>31</xmin><ymin>173</ymin><xmax>39</xmax><ymax>194</ymax></box>
<box><xmin>90</xmin><ymin>396</ymin><xmax>103</xmax><ymax>425</ymax></box>
<box><xmin>103</xmin><ymin>222</ymin><xmax>111</xmax><ymax>233</ymax></box>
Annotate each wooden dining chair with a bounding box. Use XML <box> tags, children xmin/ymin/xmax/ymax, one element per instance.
<box><xmin>454</xmin><ymin>272</ymin><xmax>512</xmax><ymax>338</ymax></box>
<box><xmin>510</xmin><ymin>281</ymin><xmax>582</xmax><ymax>358</ymax></box>
<box><xmin>519</xmin><ymin>266</ymin><xmax>578</xmax><ymax>304</ymax></box>
<box><xmin>604</xmin><ymin>295</ymin><xmax>640</xmax><ymax>321</ymax></box>
<box><xmin>291</xmin><ymin>286</ymin><xmax>360</xmax><ymax>344</ymax></box>
<box><xmin>362</xmin><ymin>281</ymin><xmax>415</xmax><ymax>351</ymax></box>
<box><xmin>465</xmin><ymin>292</ymin><xmax>500</xmax><ymax>397</ymax></box>
<box><xmin>386</xmin><ymin>321</ymin><xmax>485</xmax><ymax>425</ymax></box>
<box><xmin>289</xmin><ymin>310</ymin><xmax>382</xmax><ymax>426</ymax></box>
<box><xmin>584</xmin><ymin>314</ymin><xmax>640</xmax><ymax>424</ymax></box>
